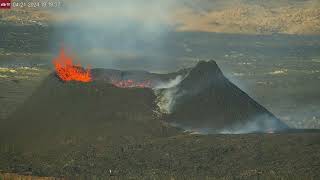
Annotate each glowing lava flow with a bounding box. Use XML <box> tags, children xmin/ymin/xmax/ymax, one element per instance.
<box><xmin>111</xmin><ymin>79</ymin><xmax>151</xmax><ymax>88</ymax></box>
<box><xmin>53</xmin><ymin>48</ymin><xmax>92</xmax><ymax>82</ymax></box>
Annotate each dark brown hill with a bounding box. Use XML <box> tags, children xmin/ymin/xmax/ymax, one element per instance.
<box><xmin>166</xmin><ymin>61</ymin><xmax>289</xmax><ymax>133</ymax></box>
<box><xmin>0</xmin><ymin>73</ymin><xmax>179</xmax><ymax>150</ymax></box>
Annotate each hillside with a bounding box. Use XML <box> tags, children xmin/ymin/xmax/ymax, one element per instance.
<box><xmin>176</xmin><ymin>2</ymin><xmax>320</xmax><ymax>34</ymax></box>
<box><xmin>162</xmin><ymin>61</ymin><xmax>289</xmax><ymax>133</ymax></box>
<box><xmin>0</xmin><ymin>72</ymin><xmax>180</xmax><ymax>151</ymax></box>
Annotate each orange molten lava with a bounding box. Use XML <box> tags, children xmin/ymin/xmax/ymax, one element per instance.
<box><xmin>53</xmin><ymin>48</ymin><xmax>92</xmax><ymax>82</ymax></box>
<box><xmin>111</xmin><ymin>79</ymin><xmax>151</xmax><ymax>88</ymax></box>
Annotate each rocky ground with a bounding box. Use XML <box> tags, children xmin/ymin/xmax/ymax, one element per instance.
<box><xmin>0</xmin><ymin>133</ymin><xmax>319</xmax><ymax>179</ymax></box>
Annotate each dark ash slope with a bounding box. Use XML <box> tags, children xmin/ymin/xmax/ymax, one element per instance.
<box><xmin>166</xmin><ymin>61</ymin><xmax>289</xmax><ymax>133</ymax></box>
<box><xmin>0</xmin><ymin>72</ymin><xmax>179</xmax><ymax>150</ymax></box>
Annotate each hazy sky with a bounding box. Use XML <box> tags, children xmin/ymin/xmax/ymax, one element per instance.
<box><xmin>51</xmin><ymin>0</ymin><xmax>320</xmax><ymax>34</ymax></box>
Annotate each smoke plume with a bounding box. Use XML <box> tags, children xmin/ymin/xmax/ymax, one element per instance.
<box><xmin>51</xmin><ymin>0</ymin><xmax>182</xmax><ymax>71</ymax></box>
<box><xmin>154</xmin><ymin>75</ymin><xmax>184</xmax><ymax>89</ymax></box>
<box><xmin>154</xmin><ymin>75</ymin><xmax>185</xmax><ymax>113</ymax></box>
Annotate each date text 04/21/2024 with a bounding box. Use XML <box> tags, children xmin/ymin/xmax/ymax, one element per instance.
<box><xmin>11</xmin><ymin>1</ymin><xmax>62</xmax><ymax>8</ymax></box>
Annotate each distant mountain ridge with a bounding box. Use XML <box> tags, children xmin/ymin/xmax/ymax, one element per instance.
<box><xmin>175</xmin><ymin>3</ymin><xmax>320</xmax><ymax>35</ymax></box>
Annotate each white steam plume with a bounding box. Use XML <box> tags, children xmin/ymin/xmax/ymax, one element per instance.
<box><xmin>154</xmin><ymin>75</ymin><xmax>185</xmax><ymax>113</ymax></box>
<box><xmin>154</xmin><ymin>75</ymin><xmax>184</xmax><ymax>89</ymax></box>
<box><xmin>50</xmin><ymin>0</ymin><xmax>183</xmax><ymax>71</ymax></box>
